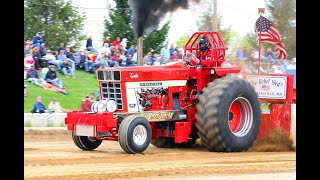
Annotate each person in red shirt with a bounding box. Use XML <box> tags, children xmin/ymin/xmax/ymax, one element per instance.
<box><xmin>111</xmin><ymin>36</ymin><xmax>121</xmax><ymax>49</ymax></box>
<box><xmin>194</xmin><ymin>36</ymin><xmax>215</xmax><ymax>97</ymax></box>
<box><xmin>81</xmin><ymin>95</ymin><xmax>93</xmax><ymax>112</ymax></box>
<box><xmin>171</xmin><ymin>51</ymin><xmax>179</xmax><ymax>61</ymax></box>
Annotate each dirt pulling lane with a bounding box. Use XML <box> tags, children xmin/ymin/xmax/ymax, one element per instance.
<box><xmin>24</xmin><ymin>128</ymin><xmax>296</xmax><ymax>180</ymax></box>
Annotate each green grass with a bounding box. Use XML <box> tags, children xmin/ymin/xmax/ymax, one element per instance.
<box><xmin>24</xmin><ymin>70</ymin><xmax>99</xmax><ymax>112</ymax></box>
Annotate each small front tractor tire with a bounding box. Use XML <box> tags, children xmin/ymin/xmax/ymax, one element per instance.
<box><xmin>195</xmin><ymin>76</ymin><xmax>261</xmax><ymax>152</ymax></box>
<box><xmin>71</xmin><ymin>131</ymin><xmax>102</xmax><ymax>150</ymax></box>
<box><xmin>118</xmin><ymin>115</ymin><xmax>152</xmax><ymax>154</ymax></box>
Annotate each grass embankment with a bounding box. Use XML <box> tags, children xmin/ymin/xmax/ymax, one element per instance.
<box><xmin>24</xmin><ymin>70</ymin><xmax>98</xmax><ymax>112</ymax></box>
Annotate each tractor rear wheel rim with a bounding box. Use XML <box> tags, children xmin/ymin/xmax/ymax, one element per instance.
<box><xmin>133</xmin><ymin>125</ymin><xmax>147</xmax><ymax>146</ymax></box>
<box><xmin>228</xmin><ymin>97</ymin><xmax>253</xmax><ymax>137</ymax></box>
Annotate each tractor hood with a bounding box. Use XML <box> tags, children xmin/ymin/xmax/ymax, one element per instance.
<box><xmin>97</xmin><ymin>61</ymin><xmax>190</xmax><ymax>82</ymax></box>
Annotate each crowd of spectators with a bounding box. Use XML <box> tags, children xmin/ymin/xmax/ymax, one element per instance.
<box><xmin>234</xmin><ymin>46</ymin><xmax>296</xmax><ymax>74</ymax></box>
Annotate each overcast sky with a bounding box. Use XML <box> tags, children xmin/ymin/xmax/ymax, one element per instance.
<box><xmin>72</xmin><ymin>0</ymin><xmax>269</xmax><ymax>47</ymax></box>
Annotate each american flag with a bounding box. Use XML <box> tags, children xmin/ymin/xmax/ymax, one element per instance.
<box><xmin>255</xmin><ymin>16</ymin><xmax>287</xmax><ymax>59</ymax></box>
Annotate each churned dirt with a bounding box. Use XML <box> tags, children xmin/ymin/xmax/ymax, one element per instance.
<box><xmin>24</xmin><ymin>128</ymin><xmax>296</xmax><ymax>180</ymax></box>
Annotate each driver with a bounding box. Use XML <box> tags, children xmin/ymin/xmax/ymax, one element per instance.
<box><xmin>194</xmin><ymin>36</ymin><xmax>214</xmax><ymax>97</ymax></box>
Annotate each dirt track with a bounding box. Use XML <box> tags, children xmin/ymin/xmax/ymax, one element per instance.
<box><xmin>24</xmin><ymin>128</ymin><xmax>296</xmax><ymax>180</ymax></box>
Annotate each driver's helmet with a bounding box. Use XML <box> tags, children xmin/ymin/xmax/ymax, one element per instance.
<box><xmin>199</xmin><ymin>36</ymin><xmax>210</xmax><ymax>52</ymax></box>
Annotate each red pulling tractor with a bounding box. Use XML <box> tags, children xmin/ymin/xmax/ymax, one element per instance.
<box><xmin>65</xmin><ymin>32</ymin><xmax>262</xmax><ymax>153</ymax></box>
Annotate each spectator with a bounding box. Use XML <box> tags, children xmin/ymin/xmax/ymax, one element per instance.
<box><xmin>120</xmin><ymin>50</ymin><xmax>127</xmax><ymax>66</ymax></box>
<box><xmin>171</xmin><ymin>51</ymin><xmax>179</xmax><ymax>61</ymax></box>
<box><xmin>81</xmin><ymin>95</ymin><xmax>93</xmax><ymax>112</ymax></box>
<box><xmin>236</xmin><ymin>47</ymin><xmax>245</xmax><ymax>60</ymax></box>
<box><xmin>24</xmin><ymin>44</ymin><xmax>31</xmax><ymax>58</ymax></box>
<box><xmin>86</xmin><ymin>36</ymin><xmax>93</xmax><ymax>51</ymax></box>
<box><xmin>32</xmin><ymin>32</ymin><xmax>44</xmax><ymax>49</ymax></box>
<box><xmin>26</xmin><ymin>64</ymin><xmax>47</xmax><ymax>87</ymax></box>
<box><xmin>118</xmin><ymin>45</ymin><xmax>126</xmax><ymax>57</ymax></box>
<box><xmin>89</xmin><ymin>50</ymin><xmax>98</xmax><ymax>63</ymax></box>
<box><xmin>143</xmin><ymin>52</ymin><xmax>152</xmax><ymax>65</ymax></box>
<box><xmin>48</xmin><ymin>98</ymin><xmax>68</xmax><ymax>113</ymax></box>
<box><xmin>126</xmin><ymin>54</ymin><xmax>134</xmax><ymax>66</ymax></box>
<box><xmin>65</xmin><ymin>47</ymin><xmax>74</xmax><ymax>60</ymax></box>
<box><xmin>98</xmin><ymin>43</ymin><xmax>111</xmax><ymax>58</ymax></box>
<box><xmin>126</xmin><ymin>45</ymin><xmax>136</xmax><ymax>57</ymax></box>
<box><xmin>78</xmin><ymin>50</ymin><xmax>87</xmax><ymax>70</ymax></box>
<box><xmin>56</xmin><ymin>43</ymin><xmax>66</xmax><ymax>56</ymax></box>
<box><xmin>45</xmin><ymin>50</ymin><xmax>62</xmax><ymax>70</ymax></box>
<box><xmin>120</xmin><ymin>38</ymin><xmax>128</xmax><ymax>50</ymax></box>
<box><xmin>33</xmin><ymin>46</ymin><xmax>42</xmax><ymax>69</ymax></box>
<box><xmin>31</xmin><ymin>96</ymin><xmax>49</xmax><ymax>113</ymax></box>
<box><xmin>89</xmin><ymin>92</ymin><xmax>96</xmax><ymax>103</ymax></box>
<box><xmin>177</xmin><ymin>49</ymin><xmax>183</xmax><ymax>59</ymax></box>
<box><xmin>102</xmin><ymin>36</ymin><xmax>111</xmax><ymax>47</ymax></box>
<box><xmin>110</xmin><ymin>51</ymin><xmax>121</xmax><ymax>67</ymax></box>
<box><xmin>132</xmin><ymin>52</ymin><xmax>137</xmax><ymax>65</ymax></box>
<box><xmin>84</xmin><ymin>51</ymin><xmax>94</xmax><ymax>72</ymax></box>
<box><xmin>39</xmin><ymin>43</ymin><xmax>47</xmax><ymax>57</ymax></box>
<box><xmin>158</xmin><ymin>54</ymin><xmax>165</xmax><ymax>65</ymax></box>
<box><xmin>270</xmin><ymin>61</ymin><xmax>283</xmax><ymax>74</ymax></box>
<box><xmin>61</xmin><ymin>58</ymin><xmax>76</xmax><ymax>78</ymax></box>
<box><xmin>243</xmin><ymin>47</ymin><xmax>250</xmax><ymax>59</ymax></box>
<box><xmin>57</xmin><ymin>50</ymin><xmax>75</xmax><ymax>72</ymax></box>
<box><xmin>111</xmin><ymin>36</ymin><xmax>121</xmax><ymax>49</ymax></box>
<box><xmin>73</xmin><ymin>50</ymin><xmax>84</xmax><ymax>70</ymax></box>
<box><xmin>153</xmin><ymin>54</ymin><xmax>161</xmax><ymax>65</ymax></box>
<box><xmin>95</xmin><ymin>51</ymin><xmax>109</xmax><ymax>69</ymax></box>
<box><xmin>169</xmin><ymin>44</ymin><xmax>175</xmax><ymax>57</ymax></box>
<box><xmin>57</xmin><ymin>50</ymin><xmax>67</xmax><ymax>61</ymax></box>
<box><xmin>24</xmin><ymin>52</ymin><xmax>35</xmax><ymax>68</ymax></box>
<box><xmin>160</xmin><ymin>43</ymin><xmax>171</xmax><ymax>60</ymax></box>
<box><xmin>45</xmin><ymin>65</ymin><xmax>64</xmax><ymax>88</ymax></box>
<box><xmin>266</xmin><ymin>47</ymin><xmax>278</xmax><ymax>63</ymax></box>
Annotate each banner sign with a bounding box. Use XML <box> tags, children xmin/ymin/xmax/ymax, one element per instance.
<box><xmin>246</xmin><ymin>75</ymin><xmax>287</xmax><ymax>99</ymax></box>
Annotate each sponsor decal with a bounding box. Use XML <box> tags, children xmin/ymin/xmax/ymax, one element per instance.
<box><xmin>140</xmin><ymin>82</ymin><xmax>163</xmax><ymax>86</ymax></box>
<box><xmin>246</xmin><ymin>75</ymin><xmax>287</xmax><ymax>99</ymax></box>
<box><xmin>140</xmin><ymin>112</ymin><xmax>174</xmax><ymax>121</ymax></box>
<box><xmin>130</xmin><ymin>73</ymin><xmax>139</xmax><ymax>78</ymax></box>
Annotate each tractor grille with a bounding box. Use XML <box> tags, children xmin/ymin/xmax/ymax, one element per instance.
<box><xmin>97</xmin><ymin>70</ymin><xmax>120</xmax><ymax>81</ymax></box>
<box><xmin>100</xmin><ymin>82</ymin><xmax>123</xmax><ymax>110</ymax></box>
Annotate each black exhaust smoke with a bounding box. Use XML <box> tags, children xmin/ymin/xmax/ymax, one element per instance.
<box><xmin>128</xmin><ymin>0</ymin><xmax>200</xmax><ymax>38</ymax></box>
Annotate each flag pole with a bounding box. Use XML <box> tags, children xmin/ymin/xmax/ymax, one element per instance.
<box><xmin>257</xmin><ymin>8</ymin><xmax>265</xmax><ymax>74</ymax></box>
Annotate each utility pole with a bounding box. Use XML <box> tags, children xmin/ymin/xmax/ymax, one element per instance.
<box><xmin>212</xmin><ymin>0</ymin><xmax>218</xmax><ymax>31</ymax></box>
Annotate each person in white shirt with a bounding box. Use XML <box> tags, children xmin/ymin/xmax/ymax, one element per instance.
<box><xmin>48</xmin><ymin>98</ymin><xmax>68</xmax><ymax>113</ymax></box>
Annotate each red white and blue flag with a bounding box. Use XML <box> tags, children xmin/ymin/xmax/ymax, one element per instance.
<box><xmin>255</xmin><ymin>16</ymin><xmax>287</xmax><ymax>59</ymax></box>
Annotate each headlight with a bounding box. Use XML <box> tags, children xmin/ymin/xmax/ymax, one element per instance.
<box><xmin>91</xmin><ymin>100</ymin><xmax>108</xmax><ymax>113</ymax></box>
<box><xmin>106</xmin><ymin>100</ymin><xmax>117</xmax><ymax>112</ymax></box>
<box><xmin>210</xmin><ymin>69</ymin><xmax>215</xmax><ymax>75</ymax></box>
<box><xmin>97</xmin><ymin>100</ymin><xmax>108</xmax><ymax>112</ymax></box>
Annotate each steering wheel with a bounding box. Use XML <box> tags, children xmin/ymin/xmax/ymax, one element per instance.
<box><xmin>183</xmin><ymin>52</ymin><xmax>199</xmax><ymax>68</ymax></box>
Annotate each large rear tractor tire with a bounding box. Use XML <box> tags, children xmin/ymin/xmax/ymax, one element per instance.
<box><xmin>118</xmin><ymin>115</ymin><xmax>152</xmax><ymax>154</ymax></box>
<box><xmin>72</xmin><ymin>131</ymin><xmax>102</xmax><ymax>150</ymax></box>
<box><xmin>195</xmin><ymin>76</ymin><xmax>261</xmax><ymax>152</ymax></box>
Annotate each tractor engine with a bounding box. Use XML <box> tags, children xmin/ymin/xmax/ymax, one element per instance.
<box><xmin>95</xmin><ymin>62</ymin><xmax>193</xmax><ymax>114</ymax></box>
